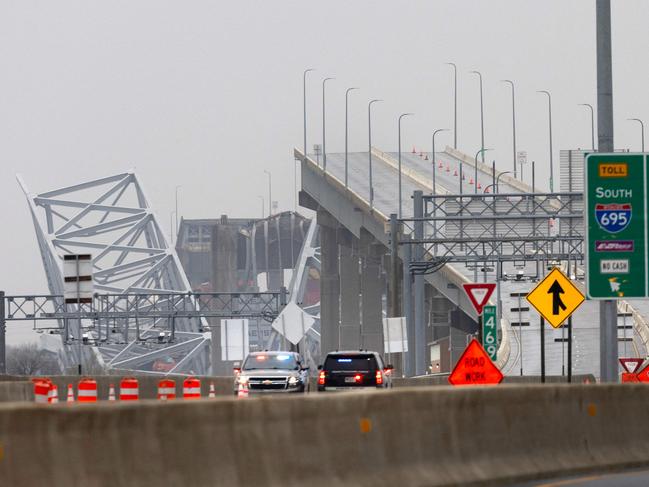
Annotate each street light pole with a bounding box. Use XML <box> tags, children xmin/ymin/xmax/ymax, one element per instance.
<box><xmin>170</xmin><ymin>211</ymin><xmax>176</xmax><ymax>245</ymax></box>
<box><xmin>322</xmin><ymin>77</ymin><xmax>335</xmax><ymax>172</ymax></box>
<box><xmin>579</xmin><ymin>103</ymin><xmax>596</xmax><ymax>151</ymax></box>
<box><xmin>257</xmin><ymin>196</ymin><xmax>264</xmax><ymax>219</ymax></box>
<box><xmin>345</xmin><ymin>87</ymin><xmax>359</xmax><ymax>188</ymax></box>
<box><xmin>537</xmin><ymin>90</ymin><xmax>554</xmax><ymax>192</ymax></box>
<box><xmin>496</xmin><ymin>171</ymin><xmax>514</xmax><ymax>193</ymax></box>
<box><xmin>474</xmin><ymin>148</ymin><xmax>492</xmax><ymax>193</ymax></box>
<box><xmin>398</xmin><ymin>113</ymin><xmax>414</xmax><ymax>218</ymax></box>
<box><xmin>432</xmin><ymin>129</ymin><xmax>449</xmax><ymax>194</ymax></box>
<box><xmin>174</xmin><ymin>185</ymin><xmax>181</xmax><ymax>235</ymax></box>
<box><xmin>501</xmin><ymin>80</ymin><xmax>517</xmax><ymax>179</ymax></box>
<box><xmin>303</xmin><ymin>68</ymin><xmax>314</xmax><ymax>158</ymax></box>
<box><xmin>368</xmin><ymin>99</ymin><xmax>383</xmax><ymax>209</ymax></box>
<box><xmin>470</xmin><ymin>70</ymin><xmax>485</xmax><ymax>163</ymax></box>
<box><xmin>445</xmin><ymin>63</ymin><xmax>458</xmax><ymax>149</ymax></box>
<box><xmin>627</xmin><ymin>118</ymin><xmax>645</xmax><ymax>152</ymax></box>
<box><xmin>264</xmin><ymin>170</ymin><xmax>272</xmax><ymax>217</ymax></box>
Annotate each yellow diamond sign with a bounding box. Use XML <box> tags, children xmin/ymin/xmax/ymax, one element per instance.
<box><xmin>526</xmin><ymin>268</ymin><xmax>585</xmax><ymax>328</ymax></box>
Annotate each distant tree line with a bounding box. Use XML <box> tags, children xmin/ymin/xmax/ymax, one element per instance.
<box><xmin>6</xmin><ymin>343</ymin><xmax>61</xmax><ymax>376</ymax></box>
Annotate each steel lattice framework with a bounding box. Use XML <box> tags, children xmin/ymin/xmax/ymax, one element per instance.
<box><xmin>17</xmin><ymin>172</ymin><xmax>211</xmax><ymax>374</ymax></box>
<box><xmin>1</xmin><ymin>291</ymin><xmax>284</xmax><ymax>374</ymax></box>
<box><xmin>401</xmin><ymin>191</ymin><xmax>584</xmax><ymax>273</ymax></box>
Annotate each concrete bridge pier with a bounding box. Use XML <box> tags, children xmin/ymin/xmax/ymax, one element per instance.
<box><xmin>360</xmin><ymin>230</ymin><xmax>385</xmax><ymax>354</ymax></box>
<box><xmin>338</xmin><ymin>229</ymin><xmax>361</xmax><ymax>350</ymax></box>
<box><xmin>318</xmin><ymin>210</ymin><xmax>341</xmax><ymax>356</ymax></box>
<box><xmin>317</xmin><ymin>210</ymin><xmax>392</xmax><ymax>360</ymax></box>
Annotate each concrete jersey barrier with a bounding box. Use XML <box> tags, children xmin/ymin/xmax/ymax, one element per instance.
<box><xmin>0</xmin><ymin>384</ymin><xmax>647</xmax><ymax>486</ymax></box>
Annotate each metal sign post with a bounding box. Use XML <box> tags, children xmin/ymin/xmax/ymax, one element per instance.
<box><xmin>527</xmin><ymin>267</ymin><xmax>584</xmax><ymax>383</ymax></box>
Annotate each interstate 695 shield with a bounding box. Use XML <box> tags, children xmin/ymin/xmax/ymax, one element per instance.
<box><xmin>585</xmin><ymin>153</ymin><xmax>646</xmax><ymax>299</ymax></box>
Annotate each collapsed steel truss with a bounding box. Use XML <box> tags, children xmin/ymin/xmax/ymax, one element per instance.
<box><xmin>17</xmin><ymin>172</ymin><xmax>212</xmax><ymax>374</ymax></box>
<box><xmin>400</xmin><ymin>191</ymin><xmax>584</xmax><ymax>272</ymax></box>
<box><xmin>267</xmin><ymin>219</ymin><xmax>321</xmax><ymax>368</ymax></box>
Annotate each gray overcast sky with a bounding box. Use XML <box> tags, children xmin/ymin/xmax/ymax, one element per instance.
<box><xmin>1</xmin><ymin>1</ymin><xmax>648</xmax><ymax>343</ymax></box>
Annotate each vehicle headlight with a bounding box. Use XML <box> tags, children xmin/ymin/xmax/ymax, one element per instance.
<box><xmin>238</xmin><ymin>376</ymin><xmax>249</xmax><ymax>384</ymax></box>
<box><xmin>288</xmin><ymin>376</ymin><xmax>300</xmax><ymax>386</ymax></box>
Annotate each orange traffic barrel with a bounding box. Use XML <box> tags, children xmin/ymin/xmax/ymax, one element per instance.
<box><xmin>77</xmin><ymin>378</ymin><xmax>97</xmax><ymax>403</ymax></box>
<box><xmin>119</xmin><ymin>377</ymin><xmax>139</xmax><ymax>401</ymax></box>
<box><xmin>157</xmin><ymin>379</ymin><xmax>176</xmax><ymax>400</ymax></box>
<box><xmin>33</xmin><ymin>379</ymin><xmax>51</xmax><ymax>404</ymax></box>
<box><xmin>183</xmin><ymin>377</ymin><xmax>201</xmax><ymax>399</ymax></box>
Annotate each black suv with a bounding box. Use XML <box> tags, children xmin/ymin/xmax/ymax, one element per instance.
<box><xmin>317</xmin><ymin>351</ymin><xmax>393</xmax><ymax>392</ymax></box>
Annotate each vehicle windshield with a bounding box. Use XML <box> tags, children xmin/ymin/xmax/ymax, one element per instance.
<box><xmin>242</xmin><ymin>354</ymin><xmax>299</xmax><ymax>371</ymax></box>
<box><xmin>324</xmin><ymin>354</ymin><xmax>378</xmax><ymax>372</ymax></box>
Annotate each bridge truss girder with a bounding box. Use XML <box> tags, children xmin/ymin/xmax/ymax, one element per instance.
<box><xmin>17</xmin><ymin>171</ymin><xmax>211</xmax><ymax>374</ymax></box>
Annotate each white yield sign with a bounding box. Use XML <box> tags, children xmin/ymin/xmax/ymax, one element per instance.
<box><xmin>462</xmin><ymin>283</ymin><xmax>496</xmax><ymax>315</ymax></box>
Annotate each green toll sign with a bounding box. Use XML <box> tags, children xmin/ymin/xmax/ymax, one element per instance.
<box><xmin>482</xmin><ymin>305</ymin><xmax>497</xmax><ymax>361</ymax></box>
<box><xmin>585</xmin><ymin>153</ymin><xmax>647</xmax><ymax>299</ymax></box>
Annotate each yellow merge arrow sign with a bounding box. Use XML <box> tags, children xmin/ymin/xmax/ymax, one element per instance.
<box><xmin>526</xmin><ymin>268</ymin><xmax>585</xmax><ymax>328</ymax></box>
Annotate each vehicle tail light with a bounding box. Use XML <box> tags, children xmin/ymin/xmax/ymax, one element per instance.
<box><xmin>375</xmin><ymin>370</ymin><xmax>383</xmax><ymax>385</ymax></box>
<box><xmin>318</xmin><ymin>371</ymin><xmax>326</xmax><ymax>385</ymax></box>
<box><xmin>354</xmin><ymin>374</ymin><xmax>362</xmax><ymax>383</ymax></box>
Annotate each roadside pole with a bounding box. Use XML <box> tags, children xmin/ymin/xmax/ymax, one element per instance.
<box><xmin>389</xmin><ymin>214</ymin><xmax>400</xmax><ymax>318</ymax></box>
<box><xmin>540</xmin><ymin>316</ymin><xmax>545</xmax><ymax>383</ymax></box>
<box><xmin>413</xmin><ymin>191</ymin><xmax>425</xmax><ymax>376</ymax></box>
<box><xmin>568</xmin><ymin>316</ymin><xmax>573</xmax><ymax>383</ymax></box>
<box><xmin>403</xmin><ymin>237</ymin><xmax>413</xmax><ymax>377</ymax></box>
<box><xmin>0</xmin><ymin>291</ymin><xmax>5</xmax><ymax>374</ymax></box>
<box><xmin>596</xmin><ymin>0</ymin><xmax>618</xmax><ymax>383</ymax></box>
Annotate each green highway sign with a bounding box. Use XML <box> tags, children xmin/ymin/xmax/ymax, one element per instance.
<box><xmin>585</xmin><ymin>153</ymin><xmax>647</xmax><ymax>299</ymax></box>
<box><xmin>482</xmin><ymin>305</ymin><xmax>497</xmax><ymax>361</ymax></box>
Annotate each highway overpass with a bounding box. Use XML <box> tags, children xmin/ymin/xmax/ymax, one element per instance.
<box><xmin>296</xmin><ymin>145</ymin><xmax>649</xmax><ymax>379</ymax></box>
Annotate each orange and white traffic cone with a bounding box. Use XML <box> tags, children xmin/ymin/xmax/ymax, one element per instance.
<box><xmin>411</xmin><ymin>147</ymin><xmax>416</xmax><ymax>154</ymax></box>
<box><xmin>477</xmin><ymin>182</ymin><xmax>482</xmax><ymax>189</ymax></box>
<box><xmin>446</xmin><ymin>165</ymin><xmax>451</xmax><ymax>172</ymax></box>
<box><xmin>66</xmin><ymin>384</ymin><xmax>75</xmax><ymax>403</ymax></box>
<box><xmin>237</xmin><ymin>382</ymin><xmax>249</xmax><ymax>399</ymax></box>
<box><xmin>108</xmin><ymin>384</ymin><xmax>116</xmax><ymax>401</ymax></box>
<box><xmin>469</xmin><ymin>178</ymin><xmax>474</xmax><ymax>185</ymax></box>
<box><xmin>438</xmin><ymin>162</ymin><xmax>443</xmax><ymax>169</ymax></box>
<box><xmin>208</xmin><ymin>382</ymin><xmax>216</xmax><ymax>399</ymax></box>
<box><xmin>49</xmin><ymin>384</ymin><xmax>59</xmax><ymax>404</ymax></box>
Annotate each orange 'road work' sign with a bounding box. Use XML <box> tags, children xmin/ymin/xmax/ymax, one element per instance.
<box><xmin>448</xmin><ymin>339</ymin><xmax>504</xmax><ymax>386</ymax></box>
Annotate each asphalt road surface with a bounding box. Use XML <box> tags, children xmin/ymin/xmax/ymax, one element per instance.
<box><xmin>517</xmin><ymin>468</ymin><xmax>649</xmax><ymax>486</ymax></box>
